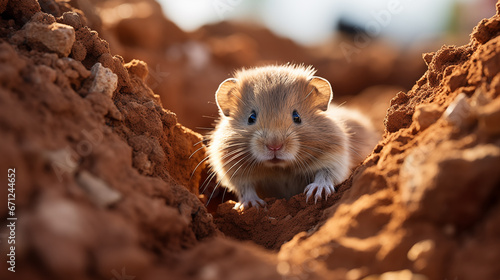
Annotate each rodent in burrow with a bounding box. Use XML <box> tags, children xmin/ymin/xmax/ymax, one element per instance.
<box><xmin>206</xmin><ymin>64</ymin><xmax>379</xmax><ymax>210</ymax></box>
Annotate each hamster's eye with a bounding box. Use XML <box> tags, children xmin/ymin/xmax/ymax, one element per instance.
<box><xmin>292</xmin><ymin>110</ymin><xmax>301</xmax><ymax>124</ymax></box>
<box><xmin>248</xmin><ymin>110</ymin><xmax>257</xmax><ymax>125</ymax></box>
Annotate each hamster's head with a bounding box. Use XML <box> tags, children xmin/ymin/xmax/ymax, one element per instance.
<box><xmin>214</xmin><ymin>65</ymin><xmax>338</xmax><ymax>170</ymax></box>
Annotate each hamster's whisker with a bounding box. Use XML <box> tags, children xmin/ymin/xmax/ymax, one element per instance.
<box><xmin>333</xmin><ymin>101</ymin><xmax>347</xmax><ymax>108</ymax></box>
<box><xmin>200</xmin><ymin>147</ymin><xmax>246</xmax><ymax>189</ymax></box>
<box><xmin>193</xmin><ymin>137</ymin><xmax>209</xmax><ymax>147</ymax></box>
<box><xmin>221</xmin><ymin>186</ymin><xmax>228</xmax><ymax>203</ymax></box>
<box><xmin>190</xmin><ymin>155</ymin><xmax>210</xmax><ymax>181</ymax></box>
<box><xmin>218</xmin><ymin>151</ymin><xmax>250</xmax><ymax>181</ymax></box>
<box><xmin>300</xmin><ymin>149</ymin><xmax>319</xmax><ymax>163</ymax></box>
<box><xmin>189</xmin><ymin>145</ymin><xmax>206</xmax><ymax>159</ymax></box>
<box><xmin>223</xmin><ymin>143</ymin><xmax>247</xmax><ymax>149</ymax></box>
<box><xmin>293</xmin><ymin>154</ymin><xmax>308</xmax><ymax>175</ymax></box>
<box><xmin>301</xmin><ymin>145</ymin><xmax>323</xmax><ymax>154</ymax></box>
<box><xmin>202</xmin><ymin>152</ymin><xmax>246</xmax><ymax>195</ymax></box>
<box><xmin>218</xmin><ymin>151</ymin><xmax>248</xmax><ymax>174</ymax></box>
<box><xmin>227</xmin><ymin>131</ymin><xmax>246</xmax><ymax>138</ymax></box>
<box><xmin>200</xmin><ymin>166</ymin><xmax>217</xmax><ymax>193</ymax></box>
<box><xmin>217</xmin><ymin>148</ymin><xmax>246</xmax><ymax>166</ymax></box>
<box><xmin>284</xmin><ymin>123</ymin><xmax>295</xmax><ymax>138</ymax></box>
<box><xmin>240</xmin><ymin>156</ymin><xmax>258</xmax><ymax>180</ymax></box>
<box><xmin>200</xmin><ymin>148</ymin><xmax>246</xmax><ymax>193</ymax></box>
<box><xmin>207</xmin><ymin>153</ymin><xmax>252</xmax><ymax>206</ymax></box>
<box><xmin>226</xmin><ymin>155</ymin><xmax>253</xmax><ymax>187</ymax></box>
<box><xmin>193</xmin><ymin>140</ymin><xmax>204</xmax><ymax>147</ymax></box>
<box><xmin>200</xmin><ymin>171</ymin><xmax>217</xmax><ymax>195</ymax></box>
<box><xmin>196</xmin><ymin>127</ymin><xmax>215</xmax><ymax>130</ymax></box>
<box><xmin>296</xmin><ymin>151</ymin><xmax>316</xmax><ymax>177</ymax></box>
<box><xmin>199</xmin><ymin>162</ymin><xmax>229</xmax><ymax>193</ymax></box>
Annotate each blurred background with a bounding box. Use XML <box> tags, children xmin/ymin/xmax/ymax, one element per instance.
<box><xmin>159</xmin><ymin>0</ymin><xmax>491</xmax><ymax>46</ymax></box>
<box><xmin>88</xmin><ymin>0</ymin><xmax>495</xmax><ymax>134</ymax></box>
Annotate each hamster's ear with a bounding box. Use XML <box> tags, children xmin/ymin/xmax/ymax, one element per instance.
<box><xmin>215</xmin><ymin>78</ymin><xmax>238</xmax><ymax>117</ymax></box>
<box><xmin>308</xmin><ymin>76</ymin><xmax>333</xmax><ymax>111</ymax></box>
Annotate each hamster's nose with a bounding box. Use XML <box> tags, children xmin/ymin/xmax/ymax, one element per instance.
<box><xmin>266</xmin><ymin>143</ymin><xmax>283</xmax><ymax>151</ymax></box>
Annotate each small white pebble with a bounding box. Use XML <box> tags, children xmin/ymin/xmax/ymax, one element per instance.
<box><xmin>89</xmin><ymin>63</ymin><xmax>118</xmax><ymax>98</ymax></box>
<box><xmin>443</xmin><ymin>93</ymin><xmax>472</xmax><ymax>126</ymax></box>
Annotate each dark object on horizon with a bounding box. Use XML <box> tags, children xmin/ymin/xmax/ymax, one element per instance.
<box><xmin>337</xmin><ymin>17</ymin><xmax>367</xmax><ymax>38</ymax></box>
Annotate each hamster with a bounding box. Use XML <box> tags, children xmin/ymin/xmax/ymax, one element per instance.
<box><xmin>206</xmin><ymin>64</ymin><xmax>379</xmax><ymax>210</ymax></box>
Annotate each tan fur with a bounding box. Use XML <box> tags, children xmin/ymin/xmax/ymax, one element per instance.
<box><xmin>207</xmin><ymin>64</ymin><xmax>379</xmax><ymax>209</ymax></box>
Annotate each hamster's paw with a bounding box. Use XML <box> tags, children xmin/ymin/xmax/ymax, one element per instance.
<box><xmin>304</xmin><ymin>183</ymin><xmax>335</xmax><ymax>203</ymax></box>
<box><xmin>233</xmin><ymin>197</ymin><xmax>266</xmax><ymax>211</ymax></box>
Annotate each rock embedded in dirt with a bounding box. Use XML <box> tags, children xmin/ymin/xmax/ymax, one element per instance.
<box><xmin>443</xmin><ymin>92</ymin><xmax>473</xmax><ymax>127</ymax></box>
<box><xmin>76</xmin><ymin>170</ymin><xmax>122</xmax><ymax>207</ymax></box>
<box><xmin>89</xmin><ymin>62</ymin><xmax>118</xmax><ymax>97</ymax></box>
<box><xmin>24</xmin><ymin>21</ymin><xmax>75</xmax><ymax>57</ymax></box>
<box><xmin>412</xmin><ymin>103</ymin><xmax>443</xmax><ymax>131</ymax></box>
<box><xmin>60</xmin><ymin>11</ymin><xmax>85</xmax><ymax>29</ymax></box>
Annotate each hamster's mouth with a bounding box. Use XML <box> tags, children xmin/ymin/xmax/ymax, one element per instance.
<box><xmin>267</xmin><ymin>157</ymin><xmax>285</xmax><ymax>164</ymax></box>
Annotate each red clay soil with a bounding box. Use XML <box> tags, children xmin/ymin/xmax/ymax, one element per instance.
<box><xmin>1</xmin><ymin>0</ymin><xmax>500</xmax><ymax>280</ymax></box>
<box><xmin>0</xmin><ymin>1</ymin><xmax>218</xmax><ymax>279</ymax></box>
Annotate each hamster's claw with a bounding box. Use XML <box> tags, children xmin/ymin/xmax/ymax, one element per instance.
<box><xmin>304</xmin><ymin>183</ymin><xmax>335</xmax><ymax>204</ymax></box>
<box><xmin>233</xmin><ymin>198</ymin><xmax>266</xmax><ymax>211</ymax></box>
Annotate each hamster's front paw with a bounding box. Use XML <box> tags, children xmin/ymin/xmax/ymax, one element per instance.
<box><xmin>233</xmin><ymin>197</ymin><xmax>266</xmax><ymax>211</ymax></box>
<box><xmin>304</xmin><ymin>183</ymin><xmax>335</xmax><ymax>203</ymax></box>
<box><xmin>234</xmin><ymin>187</ymin><xmax>266</xmax><ymax>211</ymax></box>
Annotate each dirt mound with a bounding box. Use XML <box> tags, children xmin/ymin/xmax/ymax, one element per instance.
<box><xmin>0</xmin><ymin>1</ymin><xmax>218</xmax><ymax>279</ymax></box>
<box><xmin>1</xmin><ymin>0</ymin><xmax>500</xmax><ymax>280</ymax></box>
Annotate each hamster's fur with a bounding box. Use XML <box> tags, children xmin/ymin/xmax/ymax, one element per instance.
<box><xmin>207</xmin><ymin>64</ymin><xmax>379</xmax><ymax>210</ymax></box>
